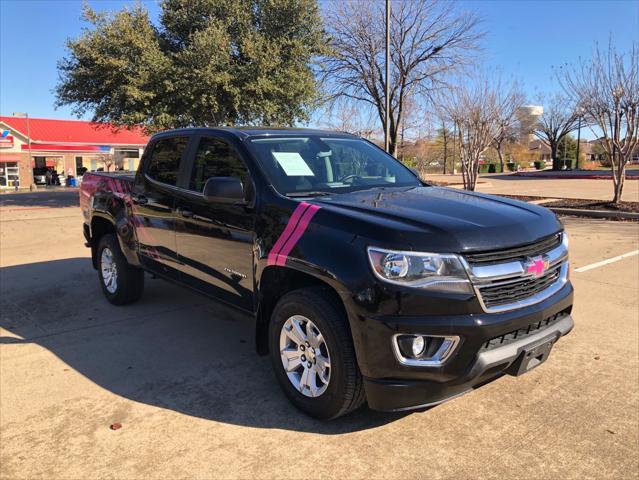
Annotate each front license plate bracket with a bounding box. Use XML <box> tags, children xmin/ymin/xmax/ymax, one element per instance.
<box><xmin>508</xmin><ymin>335</ymin><xmax>556</xmax><ymax>376</ymax></box>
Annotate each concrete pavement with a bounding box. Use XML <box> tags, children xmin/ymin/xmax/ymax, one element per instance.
<box><xmin>1</xmin><ymin>192</ymin><xmax>638</xmax><ymax>479</ymax></box>
<box><xmin>426</xmin><ymin>173</ymin><xmax>639</xmax><ymax>202</ymax></box>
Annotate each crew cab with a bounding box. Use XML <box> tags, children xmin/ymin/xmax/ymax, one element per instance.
<box><xmin>80</xmin><ymin>127</ymin><xmax>574</xmax><ymax>419</ymax></box>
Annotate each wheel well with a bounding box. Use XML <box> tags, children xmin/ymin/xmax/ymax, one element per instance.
<box><xmin>90</xmin><ymin>217</ymin><xmax>116</xmax><ymax>268</ymax></box>
<box><xmin>255</xmin><ymin>267</ymin><xmax>347</xmax><ymax>355</ymax></box>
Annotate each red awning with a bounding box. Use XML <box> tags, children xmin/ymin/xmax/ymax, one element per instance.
<box><xmin>0</xmin><ymin>154</ymin><xmax>21</xmax><ymax>163</ymax></box>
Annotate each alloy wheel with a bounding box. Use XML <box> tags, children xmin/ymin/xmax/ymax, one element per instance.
<box><xmin>101</xmin><ymin>248</ymin><xmax>118</xmax><ymax>294</ymax></box>
<box><xmin>279</xmin><ymin>315</ymin><xmax>331</xmax><ymax>397</ymax></box>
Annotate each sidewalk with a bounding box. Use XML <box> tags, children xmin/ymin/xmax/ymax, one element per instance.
<box><xmin>514</xmin><ymin>169</ymin><xmax>639</xmax><ymax>180</ymax></box>
<box><xmin>425</xmin><ymin>172</ymin><xmax>639</xmax><ymax>202</ymax></box>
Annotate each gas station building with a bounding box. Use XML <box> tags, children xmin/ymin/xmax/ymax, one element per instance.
<box><xmin>0</xmin><ymin>116</ymin><xmax>149</xmax><ymax>189</ymax></box>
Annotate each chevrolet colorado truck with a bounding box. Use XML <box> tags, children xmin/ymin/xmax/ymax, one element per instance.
<box><xmin>80</xmin><ymin>127</ymin><xmax>574</xmax><ymax>419</ymax></box>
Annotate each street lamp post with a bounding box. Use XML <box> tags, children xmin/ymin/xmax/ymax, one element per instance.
<box><xmin>12</xmin><ymin>112</ymin><xmax>35</xmax><ymax>190</ymax></box>
<box><xmin>575</xmin><ymin>112</ymin><xmax>582</xmax><ymax>170</ymax></box>
<box><xmin>442</xmin><ymin>121</ymin><xmax>447</xmax><ymax>175</ymax></box>
<box><xmin>452</xmin><ymin>122</ymin><xmax>457</xmax><ymax>175</ymax></box>
<box><xmin>384</xmin><ymin>0</ymin><xmax>390</xmax><ymax>154</ymax></box>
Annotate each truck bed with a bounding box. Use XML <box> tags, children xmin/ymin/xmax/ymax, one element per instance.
<box><xmin>84</xmin><ymin>171</ymin><xmax>136</xmax><ymax>182</ymax></box>
<box><xmin>79</xmin><ymin>171</ymin><xmax>135</xmax><ymax>213</ymax></box>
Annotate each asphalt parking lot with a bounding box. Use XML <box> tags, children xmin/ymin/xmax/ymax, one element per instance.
<box><xmin>1</xmin><ymin>190</ymin><xmax>638</xmax><ymax>479</ymax></box>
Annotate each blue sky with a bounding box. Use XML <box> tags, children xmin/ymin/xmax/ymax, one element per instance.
<box><xmin>1</xmin><ymin>0</ymin><xmax>637</xmax><ymax>126</ymax></box>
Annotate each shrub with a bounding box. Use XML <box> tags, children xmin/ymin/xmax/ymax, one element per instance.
<box><xmin>488</xmin><ymin>163</ymin><xmax>501</xmax><ymax>173</ymax></box>
<box><xmin>506</xmin><ymin>162</ymin><xmax>519</xmax><ymax>172</ymax></box>
<box><xmin>534</xmin><ymin>161</ymin><xmax>546</xmax><ymax>170</ymax></box>
<box><xmin>557</xmin><ymin>159</ymin><xmax>574</xmax><ymax>170</ymax></box>
<box><xmin>478</xmin><ymin>163</ymin><xmax>490</xmax><ymax>173</ymax></box>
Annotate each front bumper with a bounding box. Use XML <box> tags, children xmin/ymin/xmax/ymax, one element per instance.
<box><xmin>365</xmin><ymin>313</ymin><xmax>573</xmax><ymax>411</ymax></box>
<box><xmin>353</xmin><ymin>282</ymin><xmax>574</xmax><ymax>411</ymax></box>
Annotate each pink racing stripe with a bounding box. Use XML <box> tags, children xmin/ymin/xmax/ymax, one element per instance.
<box><xmin>275</xmin><ymin>204</ymin><xmax>321</xmax><ymax>266</ymax></box>
<box><xmin>267</xmin><ymin>202</ymin><xmax>311</xmax><ymax>266</ymax></box>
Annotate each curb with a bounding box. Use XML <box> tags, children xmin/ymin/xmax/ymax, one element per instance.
<box><xmin>548</xmin><ymin>207</ymin><xmax>639</xmax><ymax>220</ymax></box>
<box><xmin>515</xmin><ymin>172</ymin><xmax>639</xmax><ymax>180</ymax></box>
<box><xmin>427</xmin><ymin>181</ymin><xmax>491</xmax><ymax>187</ymax></box>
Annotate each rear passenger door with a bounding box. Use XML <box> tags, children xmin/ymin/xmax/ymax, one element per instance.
<box><xmin>174</xmin><ymin>135</ymin><xmax>256</xmax><ymax>311</ymax></box>
<box><xmin>132</xmin><ymin>135</ymin><xmax>191</xmax><ymax>278</ymax></box>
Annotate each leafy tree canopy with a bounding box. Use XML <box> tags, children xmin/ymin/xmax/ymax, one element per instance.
<box><xmin>56</xmin><ymin>0</ymin><xmax>326</xmax><ymax>131</ymax></box>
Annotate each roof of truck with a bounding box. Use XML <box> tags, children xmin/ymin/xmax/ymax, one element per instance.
<box><xmin>151</xmin><ymin>126</ymin><xmax>357</xmax><ymax>140</ymax></box>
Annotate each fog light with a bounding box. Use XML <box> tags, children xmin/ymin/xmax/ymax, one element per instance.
<box><xmin>412</xmin><ymin>335</ymin><xmax>425</xmax><ymax>357</ymax></box>
<box><xmin>393</xmin><ymin>334</ymin><xmax>460</xmax><ymax>366</ymax></box>
<box><xmin>396</xmin><ymin>334</ymin><xmax>428</xmax><ymax>359</ymax></box>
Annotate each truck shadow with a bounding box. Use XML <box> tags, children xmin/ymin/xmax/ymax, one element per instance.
<box><xmin>0</xmin><ymin>258</ymin><xmax>411</xmax><ymax>434</ymax></box>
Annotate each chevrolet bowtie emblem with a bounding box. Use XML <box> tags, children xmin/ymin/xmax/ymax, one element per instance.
<box><xmin>525</xmin><ymin>256</ymin><xmax>549</xmax><ymax>277</ymax></box>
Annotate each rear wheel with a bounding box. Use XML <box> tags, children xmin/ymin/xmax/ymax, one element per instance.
<box><xmin>269</xmin><ymin>287</ymin><xmax>365</xmax><ymax>419</ymax></box>
<box><xmin>97</xmin><ymin>234</ymin><xmax>144</xmax><ymax>305</ymax></box>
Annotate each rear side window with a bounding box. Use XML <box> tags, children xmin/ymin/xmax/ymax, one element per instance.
<box><xmin>146</xmin><ymin>136</ymin><xmax>189</xmax><ymax>186</ymax></box>
<box><xmin>189</xmin><ymin>137</ymin><xmax>248</xmax><ymax>192</ymax></box>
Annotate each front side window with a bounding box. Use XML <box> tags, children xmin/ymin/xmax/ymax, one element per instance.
<box><xmin>248</xmin><ymin>136</ymin><xmax>419</xmax><ymax>196</ymax></box>
<box><xmin>146</xmin><ymin>136</ymin><xmax>189</xmax><ymax>186</ymax></box>
<box><xmin>189</xmin><ymin>137</ymin><xmax>248</xmax><ymax>192</ymax></box>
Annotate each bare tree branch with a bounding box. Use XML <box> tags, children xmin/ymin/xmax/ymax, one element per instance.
<box><xmin>533</xmin><ymin>93</ymin><xmax>580</xmax><ymax>170</ymax></box>
<box><xmin>436</xmin><ymin>74</ymin><xmax>523</xmax><ymax>190</ymax></box>
<box><xmin>491</xmin><ymin>82</ymin><xmax>525</xmax><ymax>171</ymax></box>
<box><xmin>560</xmin><ymin>41</ymin><xmax>639</xmax><ymax>203</ymax></box>
<box><xmin>322</xmin><ymin>0</ymin><xmax>484</xmax><ymax>156</ymax></box>
<box><xmin>320</xmin><ymin>97</ymin><xmax>378</xmax><ymax>139</ymax></box>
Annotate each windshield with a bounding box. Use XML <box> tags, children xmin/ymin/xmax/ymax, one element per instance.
<box><xmin>247</xmin><ymin>136</ymin><xmax>420</xmax><ymax>196</ymax></box>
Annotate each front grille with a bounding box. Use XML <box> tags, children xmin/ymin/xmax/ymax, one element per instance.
<box><xmin>464</xmin><ymin>233</ymin><xmax>561</xmax><ymax>265</ymax></box>
<box><xmin>477</xmin><ymin>264</ymin><xmax>561</xmax><ymax>308</ymax></box>
<box><xmin>479</xmin><ymin>310</ymin><xmax>569</xmax><ymax>352</ymax></box>
<box><xmin>464</xmin><ymin>232</ymin><xmax>567</xmax><ymax>312</ymax></box>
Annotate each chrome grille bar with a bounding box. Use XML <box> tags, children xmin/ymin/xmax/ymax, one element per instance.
<box><xmin>463</xmin><ymin>233</ymin><xmax>569</xmax><ymax>313</ymax></box>
<box><xmin>464</xmin><ymin>233</ymin><xmax>561</xmax><ymax>264</ymax></box>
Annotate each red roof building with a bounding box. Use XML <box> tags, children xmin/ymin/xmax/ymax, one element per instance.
<box><xmin>0</xmin><ymin>116</ymin><xmax>150</xmax><ymax>189</ymax></box>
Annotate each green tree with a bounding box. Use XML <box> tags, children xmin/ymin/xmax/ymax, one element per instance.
<box><xmin>56</xmin><ymin>0</ymin><xmax>326</xmax><ymax>131</ymax></box>
<box><xmin>557</xmin><ymin>134</ymin><xmax>578</xmax><ymax>161</ymax></box>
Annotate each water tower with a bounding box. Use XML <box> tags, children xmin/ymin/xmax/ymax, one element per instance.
<box><xmin>517</xmin><ymin>105</ymin><xmax>543</xmax><ymax>144</ymax></box>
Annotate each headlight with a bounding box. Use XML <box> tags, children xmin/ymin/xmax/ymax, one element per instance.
<box><xmin>367</xmin><ymin>247</ymin><xmax>472</xmax><ymax>294</ymax></box>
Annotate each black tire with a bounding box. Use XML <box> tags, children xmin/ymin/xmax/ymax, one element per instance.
<box><xmin>96</xmin><ymin>233</ymin><xmax>144</xmax><ymax>305</ymax></box>
<box><xmin>268</xmin><ymin>287</ymin><xmax>365</xmax><ymax>419</ymax></box>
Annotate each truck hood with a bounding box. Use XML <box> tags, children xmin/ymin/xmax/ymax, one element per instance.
<box><xmin>313</xmin><ymin>186</ymin><xmax>562</xmax><ymax>253</ymax></box>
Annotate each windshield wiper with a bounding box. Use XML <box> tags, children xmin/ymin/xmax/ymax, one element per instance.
<box><xmin>285</xmin><ymin>191</ymin><xmax>333</xmax><ymax>198</ymax></box>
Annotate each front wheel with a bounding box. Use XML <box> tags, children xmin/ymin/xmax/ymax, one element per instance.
<box><xmin>268</xmin><ymin>287</ymin><xmax>365</xmax><ymax>419</ymax></box>
<box><xmin>97</xmin><ymin>234</ymin><xmax>144</xmax><ymax>305</ymax></box>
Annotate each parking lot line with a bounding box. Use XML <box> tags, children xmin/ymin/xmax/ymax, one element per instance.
<box><xmin>574</xmin><ymin>249</ymin><xmax>639</xmax><ymax>273</ymax></box>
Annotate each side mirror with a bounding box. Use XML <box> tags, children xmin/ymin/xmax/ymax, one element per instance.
<box><xmin>203</xmin><ymin>176</ymin><xmax>245</xmax><ymax>204</ymax></box>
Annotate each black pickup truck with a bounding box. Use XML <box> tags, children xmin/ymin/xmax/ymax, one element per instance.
<box><xmin>80</xmin><ymin>127</ymin><xmax>574</xmax><ymax>419</ymax></box>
